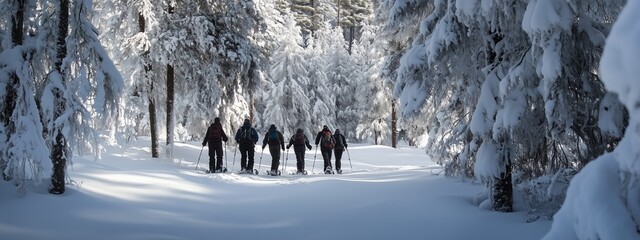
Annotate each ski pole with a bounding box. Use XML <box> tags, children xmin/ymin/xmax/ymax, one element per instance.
<box><xmin>224</xmin><ymin>142</ymin><xmax>228</xmax><ymax>172</ymax></box>
<box><xmin>258</xmin><ymin>149</ymin><xmax>264</xmax><ymax>171</ymax></box>
<box><xmin>232</xmin><ymin>144</ymin><xmax>238</xmax><ymax>172</ymax></box>
<box><xmin>195</xmin><ymin>146</ymin><xmax>204</xmax><ymax>170</ymax></box>
<box><xmin>284</xmin><ymin>148</ymin><xmax>289</xmax><ymax>173</ymax></box>
<box><xmin>312</xmin><ymin>145</ymin><xmax>318</xmax><ymax>172</ymax></box>
<box><xmin>346</xmin><ymin>148</ymin><xmax>353</xmax><ymax>172</ymax></box>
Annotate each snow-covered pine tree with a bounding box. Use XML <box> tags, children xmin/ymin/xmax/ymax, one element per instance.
<box><xmin>334</xmin><ymin>0</ymin><xmax>371</xmax><ymax>54</ymax></box>
<box><xmin>0</xmin><ymin>0</ymin><xmax>51</xmax><ymax>193</ymax></box>
<box><xmin>305</xmin><ymin>33</ymin><xmax>335</xmax><ymax>133</ymax></box>
<box><xmin>353</xmin><ymin>23</ymin><xmax>392</xmax><ymax>144</ymax></box>
<box><xmin>324</xmin><ymin>26</ymin><xmax>357</xmax><ymax>135</ymax></box>
<box><xmin>544</xmin><ymin>1</ymin><xmax>640</xmax><ymax>238</ymax></box>
<box><xmin>40</xmin><ymin>0</ymin><xmax>123</xmax><ymax>194</ymax></box>
<box><xmin>263</xmin><ymin>13</ymin><xmax>312</xmax><ymax>137</ymax></box>
<box><xmin>383</xmin><ymin>0</ymin><xmax>626</xmax><ymax>214</ymax></box>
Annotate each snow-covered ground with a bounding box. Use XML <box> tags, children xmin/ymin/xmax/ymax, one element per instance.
<box><xmin>0</xmin><ymin>139</ymin><xmax>550</xmax><ymax>240</ymax></box>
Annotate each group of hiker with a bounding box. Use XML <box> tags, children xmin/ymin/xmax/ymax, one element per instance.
<box><xmin>202</xmin><ymin>118</ymin><xmax>348</xmax><ymax>175</ymax></box>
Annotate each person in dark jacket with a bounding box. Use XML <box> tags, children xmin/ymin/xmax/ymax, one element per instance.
<box><xmin>202</xmin><ymin>117</ymin><xmax>229</xmax><ymax>173</ymax></box>
<box><xmin>234</xmin><ymin>119</ymin><xmax>259</xmax><ymax>174</ymax></box>
<box><xmin>286</xmin><ymin>128</ymin><xmax>313</xmax><ymax>174</ymax></box>
<box><xmin>333</xmin><ymin>129</ymin><xmax>348</xmax><ymax>174</ymax></box>
<box><xmin>315</xmin><ymin>125</ymin><xmax>335</xmax><ymax>174</ymax></box>
<box><xmin>262</xmin><ymin>124</ymin><xmax>285</xmax><ymax>175</ymax></box>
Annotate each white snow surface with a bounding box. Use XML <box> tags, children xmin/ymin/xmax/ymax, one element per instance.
<box><xmin>0</xmin><ymin>139</ymin><xmax>550</xmax><ymax>240</ymax></box>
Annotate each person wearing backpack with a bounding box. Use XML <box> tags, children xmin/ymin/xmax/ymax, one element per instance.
<box><xmin>315</xmin><ymin>125</ymin><xmax>335</xmax><ymax>174</ymax></box>
<box><xmin>262</xmin><ymin>124</ymin><xmax>285</xmax><ymax>175</ymax></box>
<box><xmin>202</xmin><ymin>117</ymin><xmax>229</xmax><ymax>173</ymax></box>
<box><xmin>234</xmin><ymin>119</ymin><xmax>259</xmax><ymax>174</ymax></box>
<box><xmin>333</xmin><ymin>129</ymin><xmax>348</xmax><ymax>174</ymax></box>
<box><xmin>286</xmin><ymin>128</ymin><xmax>313</xmax><ymax>174</ymax></box>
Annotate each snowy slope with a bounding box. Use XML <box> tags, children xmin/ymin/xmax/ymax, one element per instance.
<box><xmin>0</xmin><ymin>139</ymin><xmax>550</xmax><ymax>240</ymax></box>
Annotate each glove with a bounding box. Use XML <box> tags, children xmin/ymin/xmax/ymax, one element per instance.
<box><xmin>307</xmin><ymin>146</ymin><xmax>312</xmax><ymax>150</ymax></box>
<box><xmin>202</xmin><ymin>142</ymin><xmax>206</xmax><ymax>146</ymax></box>
<box><xmin>262</xmin><ymin>145</ymin><xmax>266</xmax><ymax>150</ymax></box>
<box><xmin>286</xmin><ymin>146</ymin><xmax>290</xmax><ymax>150</ymax></box>
<box><xmin>281</xmin><ymin>147</ymin><xmax>285</xmax><ymax>151</ymax></box>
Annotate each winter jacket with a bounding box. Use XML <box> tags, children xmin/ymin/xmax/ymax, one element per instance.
<box><xmin>235</xmin><ymin>122</ymin><xmax>259</xmax><ymax>146</ymax></box>
<box><xmin>262</xmin><ymin>126</ymin><xmax>285</xmax><ymax>150</ymax></box>
<box><xmin>203</xmin><ymin>122</ymin><xmax>228</xmax><ymax>146</ymax></box>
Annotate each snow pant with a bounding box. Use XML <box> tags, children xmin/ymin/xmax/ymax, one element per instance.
<box><xmin>294</xmin><ymin>146</ymin><xmax>306</xmax><ymax>171</ymax></box>
<box><xmin>321</xmin><ymin>147</ymin><xmax>333</xmax><ymax>171</ymax></box>
<box><xmin>239</xmin><ymin>144</ymin><xmax>255</xmax><ymax>170</ymax></box>
<box><xmin>208</xmin><ymin>142</ymin><xmax>224</xmax><ymax>172</ymax></box>
<box><xmin>269</xmin><ymin>145</ymin><xmax>281</xmax><ymax>172</ymax></box>
<box><xmin>334</xmin><ymin>147</ymin><xmax>344</xmax><ymax>171</ymax></box>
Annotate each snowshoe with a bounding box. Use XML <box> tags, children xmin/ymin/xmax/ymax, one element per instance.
<box><xmin>324</xmin><ymin>166</ymin><xmax>334</xmax><ymax>174</ymax></box>
<box><xmin>295</xmin><ymin>170</ymin><xmax>308</xmax><ymax>175</ymax></box>
<box><xmin>337</xmin><ymin>169</ymin><xmax>342</xmax><ymax>174</ymax></box>
<box><xmin>253</xmin><ymin>169</ymin><xmax>259</xmax><ymax>175</ymax></box>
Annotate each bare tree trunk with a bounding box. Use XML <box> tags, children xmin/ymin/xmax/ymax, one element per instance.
<box><xmin>493</xmin><ymin>141</ymin><xmax>513</xmax><ymax>212</ymax></box>
<box><xmin>391</xmin><ymin>100</ymin><xmax>397</xmax><ymax>148</ymax></box>
<box><xmin>1</xmin><ymin>0</ymin><xmax>26</xmax><ymax>180</ymax></box>
<box><xmin>488</xmin><ymin>33</ymin><xmax>512</xmax><ymax>212</ymax></box>
<box><xmin>166</xmin><ymin>64</ymin><xmax>174</xmax><ymax>159</ymax></box>
<box><xmin>50</xmin><ymin>0</ymin><xmax>70</xmax><ymax>195</ymax></box>
<box><xmin>249</xmin><ymin>90</ymin><xmax>255</xmax><ymax>124</ymax></box>
<box><xmin>149</xmin><ymin>85</ymin><xmax>159</xmax><ymax>158</ymax></box>
<box><xmin>139</xmin><ymin>12</ymin><xmax>159</xmax><ymax>158</ymax></box>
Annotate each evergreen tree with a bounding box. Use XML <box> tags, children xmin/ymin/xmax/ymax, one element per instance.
<box><xmin>381</xmin><ymin>0</ymin><xmax>625</xmax><ymax>212</ymax></box>
<box><xmin>305</xmin><ymin>35</ymin><xmax>335</xmax><ymax>132</ymax></box>
<box><xmin>354</xmin><ymin>23</ymin><xmax>392</xmax><ymax>144</ymax></box>
<box><xmin>263</xmin><ymin>14</ymin><xmax>311</xmax><ymax>137</ymax></box>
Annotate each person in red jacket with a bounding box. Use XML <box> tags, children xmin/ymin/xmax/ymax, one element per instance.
<box><xmin>315</xmin><ymin>125</ymin><xmax>335</xmax><ymax>174</ymax></box>
<box><xmin>202</xmin><ymin>117</ymin><xmax>228</xmax><ymax>173</ymax></box>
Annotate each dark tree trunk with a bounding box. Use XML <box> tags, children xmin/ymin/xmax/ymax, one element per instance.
<box><xmin>487</xmin><ymin>32</ymin><xmax>512</xmax><ymax>211</ymax></box>
<box><xmin>493</xmin><ymin>142</ymin><xmax>513</xmax><ymax>212</ymax></box>
<box><xmin>249</xmin><ymin>90</ymin><xmax>255</xmax><ymax>124</ymax></box>
<box><xmin>391</xmin><ymin>100</ymin><xmax>397</xmax><ymax>148</ymax></box>
<box><xmin>166</xmin><ymin>64</ymin><xmax>174</xmax><ymax>158</ymax></box>
<box><xmin>139</xmin><ymin>12</ymin><xmax>159</xmax><ymax>158</ymax></box>
<box><xmin>50</xmin><ymin>0</ymin><xmax>70</xmax><ymax>195</ymax></box>
<box><xmin>149</xmin><ymin>84</ymin><xmax>159</xmax><ymax>158</ymax></box>
<box><xmin>1</xmin><ymin>0</ymin><xmax>26</xmax><ymax>180</ymax></box>
<box><xmin>165</xmin><ymin>1</ymin><xmax>175</xmax><ymax>158</ymax></box>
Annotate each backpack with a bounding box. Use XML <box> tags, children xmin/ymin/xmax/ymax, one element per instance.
<box><xmin>240</xmin><ymin>128</ymin><xmax>253</xmax><ymax>144</ymax></box>
<box><xmin>321</xmin><ymin>131</ymin><xmax>334</xmax><ymax>149</ymax></box>
<box><xmin>294</xmin><ymin>133</ymin><xmax>305</xmax><ymax>146</ymax></box>
<box><xmin>334</xmin><ymin>134</ymin><xmax>344</xmax><ymax>149</ymax></box>
<box><xmin>210</xmin><ymin>124</ymin><xmax>222</xmax><ymax>141</ymax></box>
<box><xmin>268</xmin><ymin>130</ymin><xmax>280</xmax><ymax>144</ymax></box>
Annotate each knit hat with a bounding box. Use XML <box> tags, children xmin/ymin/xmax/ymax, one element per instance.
<box><xmin>214</xmin><ymin>117</ymin><xmax>220</xmax><ymax>123</ymax></box>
